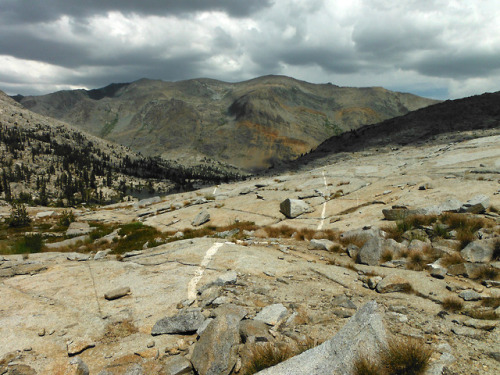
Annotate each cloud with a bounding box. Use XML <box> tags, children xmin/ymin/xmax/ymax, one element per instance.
<box><xmin>0</xmin><ymin>0</ymin><xmax>499</xmax><ymax>99</ymax></box>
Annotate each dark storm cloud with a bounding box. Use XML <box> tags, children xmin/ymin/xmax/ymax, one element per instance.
<box><xmin>0</xmin><ymin>0</ymin><xmax>273</xmax><ymax>24</ymax></box>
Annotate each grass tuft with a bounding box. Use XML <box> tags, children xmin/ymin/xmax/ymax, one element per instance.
<box><xmin>441</xmin><ymin>296</ymin><xmax>464</xmax><ymax>312</ymax></box>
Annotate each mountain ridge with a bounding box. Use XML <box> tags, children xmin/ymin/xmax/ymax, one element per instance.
<box><xmin>13</xmin><ymin>75</ymin><xmax>439</xmax><ymax>171</ymax></box>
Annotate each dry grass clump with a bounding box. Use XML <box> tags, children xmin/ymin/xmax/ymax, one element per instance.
<box><xmin>353</xmin><ymin>337</ymin><xmax>433</xmax><ymax>375</ymax></box>
<box><xmin>381</xmin><ymin>249</ymin><xmax>394</xmax><ymax>262</ymax></box>
<box><xmin>440</xmin><ymin>252</ymin><xmax>465</xmax><ymax>267</ymax></box>
<box><xmin>470</xmin><ymin>265</ymin><xmax>499</xmax><ymax>281</ymax></box>
<box><xmin>455</xmin><ymin>227</ymin><xmax>476</xmax><ymax>249</ymax></box>
<box><xmin>340</xmin><ymin>234</ymin><xmax>368</xmax><ymax>248</ymax></box>
<box><xmin>464</xmin><ymin>309</ymin><xmax>498</xmax><ymax>320</ymax></box>
<box><xmin>405</xmin><ymin>214</ymin><xmax>437</xmax><ymax>227</ymax></box>
<box><xmin>441</xmin><ymin>296</ymin><xmax>464</xmax><ymax>312</ymax></box>
<box><xmin>101</xmin><ymin>319</ymin><xmax>138</xmax><ymax>344</ymax></box>
<box><xmin>493</xmin><ymin>239</ymin><xmax>500</xmax><ymax>261</ymax></box>
<box><xmin>406</xmin><ymin>250</ymin><xmax>427</xmax><ymax>271</ymax></box>
<box><xmin>264</xmin><ymin>225</ymin><xmax>296</xmax><ymax>239</ymax></box>
<box><xmin>481</xmin><ymin>297</ymin><xmax>500</xmax><ymax>309</ymax></box>
<box><xmin>242</xmin><ymin>339</ymin><xmax>318</xmax><ymax>375</ymax></box>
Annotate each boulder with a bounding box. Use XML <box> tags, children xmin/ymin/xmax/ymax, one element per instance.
<box><xmin>69</xmin><ymin>356</ymin><xmax>89</xmax><ymax>375</ymax></box>
<box><xmin>382</xmin><ymin>208</ymin><xmax>420</xmax><ymax>221</ymax></box>
<box><xmin>460</xmin><ymin>195</ymin><xmax>490</xmax><ymax>213</ymax></box>
<box><xmin>254</xmin><ymin>301</ymin><xmax>387</xmax><ymax>375</ymax></box>
<box><xmin>376</xmin><ymin>275</ymin><xmax>412</xmax><ymax>293</ymax></box>
<box><xmin>192</xmin><ymin>211</ymin><xmax>210</xmax><ymax>226</ymax></box>
<box><xmin>151</xmin><ymin>308</ymin><xmax>205</xmax><ymax>336</ymax></box>
<box><xmin>36</xmin><ymin>210</ymin><xmax>55</xmax><ymax>219</ymax></box>
<box><xmin>214</xmin><ymin>271</ymin><xmax>238</xmax><ymax>286</ymax></box>
<box><xmin>254</xmin><ymin>304</ymin><xmax>288</xmax><ymax>326</ymax></box>
<box><xmin>430</xmin><ymin>266</ymin><xmax>447</xmax><ymax>279</ymax></box>
<box><xmin>357</xmin><ymin>235</ymin><xmax>383</xmax><ymax>266</ymax></box>
<box><xmin>133</xmin><ymin>196</ymin><xmax>161</xmax><ymax>209</ymax></box>
<box><xmin>279</xmin><ymin>199</ymin><xmax>312</xmax><ymax>219</ymax></box>
<box><xmin>461</xmin><ymin>240</ymin><xmax>494</xmax><ymax>263</ymax></box>
<box><xmin>309</xmin><ymin>239</ymin><xmax>335</xmax><ymax>251</ymax></box>
<box><xmin>191</xmin><ymin>313</ymin><xmax>241</xmax><ymax>375</ymax></box>
<box><xmin>104</xmin><ymin>286</ymin><xmax>130</xmax><ymax>301</ymax></box>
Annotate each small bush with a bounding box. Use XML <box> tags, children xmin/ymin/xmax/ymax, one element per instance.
<box><xmin>406</xmin><ymin>250</ymin><xmax>427</xmax><ymax>271</ymax></box>
<box><xmin>471</xmin><ymin>265</ymin><xmax>499</xmax><ymax>281</ymax></box>
<box><xmin>352</xmin><ymin>354</ymin><xmax>382</xmax><ymax>375</ymax></box>
<box><xmin>481</xmin><ymin>297</ymin><xmax>500</xmax><ymax>309</ymax></box>
<box><xmin>493</xmin><ymin>239</ymin><xmax>500</xmax><ymax>261</ymax></box>
<box><xmin>456</xmin><ymin>227</ymin><xmax>475</xmax><ymax>249</ymax></box>
<box><xmin>242</xmin><ymin>343</ymin><xmax>298</xmax><ymax>375</ymax></box>
<box><xmin>432</xmin><ymin>223</ymin><xmax>450</xmax><ymax>239</ymax></box>
<box><xmin>264</xmin><ymin>225</ymin><xmax>296</xmax><ymax>239</ymax></box>
<box><xmin>441</xmin><ymin>296</ymin><xmax>464</xmax><ymax>312</ymax></box>
<box><xmin>381</xmin><ymin>249</ymin><xmax>394</xmax><ymax>262</ymax></box>
<box><xmin>340</xmin><ymin>234</ymin><xmax>367</xmax><ymax>248</ymax></box>
<box><xmin>12</xmin><ymin>233</ymin><xmax>44</xmax><ymax>254</ymax></box>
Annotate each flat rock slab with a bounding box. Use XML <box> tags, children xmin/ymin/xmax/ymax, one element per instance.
<box><xmin>104</xmin><ymin>286</ymin><xmax>131</xmax><ymax>300</ymax></box>
<box><xmin>66</xmin><ymin>222</ymin><xmax>92</xmax><ymax>237</ymax></box>
<box><xmin>192</xmin><ymin>210</ymin><xmax>210</xmax><ymax>226</ymax></box>
<box><xmin>151</xmin><ymin>309</ymin><xmax>205</xmax><ymax>336</ymax></box>
<box><xmin>376</xmin><ymin>274</ymin><xmax>412</xmax><ymax>293</ymax></box>
<box><xmin>458</xmin><ymin>289</ymin><xmax>482</xmax><ymax>301</ymax></box>
<box><xmin>309</xmin><ymin>239</ymin><xmax>335</xmax><ymax>251</ymax></box>
<box><xmin>256</xmin><ymin>301</ymin><xmax>387</xmax><ymax>375</ymax></box>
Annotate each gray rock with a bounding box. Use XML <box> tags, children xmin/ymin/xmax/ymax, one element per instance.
<box><xmin>255</xmin><ymin>301</ymin><xmax>386</xmax><ymax>375</ymax></box>
<box><xmin>197</xmin><ymin>318</ymin><xmax>214</xmax><ymax>337</ymax></box>
<box><xmin>309</xmin><ymin>239</ymin><xmax>335</xmax><ymax>251</ymax></box>
<box><xmin>36</xmin><ymin>210</ymin><xmax>55</xmax><ymax>219</ymax></box>
<box><xmin>357</xmin><ymin>235</ymin><xmax>383</xmax><ymax>266</ymax></box>
<box><xmin>133</xmin><ymin>196</ymin><xmax>161</xmax><ymax>208</ymax></box>
<box><xmin>451</xmin><ymin>326</ymin><xmax>483</xmax><ymax>339</ymax></box>
<box><xmin>192</xmin><ymin>211</ymin><xmax>210</xmax><ymax>226</ymax></box>
<box><xmin>367</xmin><ymin>276</ymin><xmax>382</xmax><ymax>289</ymax></box>
<box><xmin>461</xmin><ymin>240</ymin><xmax>494</xmax><ymax>263</ymax></box>
<box><xmin>331</xmin><ymin>295</ymin><xmax>357</xmax><ymax>309</ymax></box>
<box><xmin>460</xmin><ymin>194</ymin><xmax>490</xmax><ymax>213</ymax></box>
<box><xmin>346</xmin><ymin>244</ymin><xmax>359</xmax><ymax>259</ymax></box>
<box><xmin>430</xmin><ymin>266</ymin><xmax>447</xmax><ymax>279</ymax></box>
<box><xmin>94</xmin><ymin>249</ymin><xmax>111</xmax><ymax>260</ymax></box>
<box><xmin>458</xmin><ymin>289</ymin><xmax>482</xmax><ymax>301</ymax></box>
<box><xmin>152</xmin><ymin>308</ymin><xmax>206</xmax><ymax>336</ymax></box>
<box><xmin>212</xmin><ymin>304</ymin><xmax>248</xmax><ymax>321</ymax></box>
<box><xmin>483</xmin><ymin>280</ymin><xmax>500</xmax><ymax>288</ymax></box>
<box><xmin>104</xmin><ymin>286</ymin><xmax>130</xmax><ymax>301</ymax></box>
<box><xmin>447</xmin><ymin>262</ymin><xmax>483</xmax><ymax>278</ymax></box>
<box><xmin>66</xmin><ymin>222</ymin><xmax>92</xmax><ymax>237</ymax></box>
<box><xmin>191</xmin><ymin>313</ymin><xmax>241</xmax><ymax>375</ymax></box>
<box><xmin>436</xmin><ymin>198</ymin><xmax>463</xmax><ymax>213</ymax></box>
<box><xmin>376</xmin><ymin>275</ymin><xmax>412</xmax><ymax>293</ymax></box>
<box><xmin>382</xmin><ymin>208</ymin><xmax>420</xmax><ymax>221</ymax></box>
<box><xmin>239</xmin><ymin>187</ymin><xmax>252</xmax><ymax>195</ymax></box>
<box><xmin>488</xmin><ymin>352</ymin><xmax>500</xmax><ymax>363</ymax></box>
<box><xmin>279</xmin><ymin>198</ymin><xmax>312</xmax><ymax>219</ymax></box>
<box><xmin>123</xmin><ymin>250</ymin><xmax>143</xmax><ymax>258</ymax></box>
<box><xmin>123</xmin><ymin>364</ymin><xmax>144</xmax><ymax>375</ymax></box>
<box><xmin>163</xmin><ymin>355</ymin><xmax>193</xmax><ymax>375</ymax></box>
<box><xmin>254</xmin><ymin>303</ymin><xmax>288</xmax><ymax>326</ymax></box>
<box><xmin>214</xmin><ymin>270</ymin><xmax>237</xmax><ymax>286</ymax></box>
<box><xmin>69</xmin><ymin>356</ymin><xmax>89</xmax><ymax>375</ymax></box>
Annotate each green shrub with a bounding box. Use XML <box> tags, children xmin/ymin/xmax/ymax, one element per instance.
<box><xmin>13</xmin><ymin>233</ymin><xmax>43</xmax><ymax>254</ymax></box>
<box><xmin>6</xmin><ymin>203</ymin><xmax>32</xmax><ymax>228</ymax></box>
<box><xmin>58</xmin><ymin>209</ymin><xmax>75</xmax><ymax>227</ymax></box>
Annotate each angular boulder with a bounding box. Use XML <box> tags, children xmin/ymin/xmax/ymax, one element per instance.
<box><xmin>461</xmin><ymin>240</ymin><xmax>494</xmax><ymax>263</ymax></box>
<box><xmin>191</xmin><ymin>313</ymin><xmax>241</xmax><ymax>375</ymax></box>
<box><xmin>357</xmin><ymin>235</ymin><xmax>383</xmax><ymax>266</ymax></box>
<box><xmin>192</xmin><ymin>211</ymin><xmax>210</xmax><ymax>227</ymax></box>
<box><xmin>279</xmin><ymin>199</ymin><xmax>312</xmax><ymax>219</ymax></box>
<box><xmin>309</xmin><ymin>239</ymin><xmax>335</xmax><ymax>251</ymax></box>
<box><xmin>460</xmin><ymin>195</ymin><xmax>490</xmax><ymax>214</ymax></box>
<box><xmin>254</xmin><ymin>303</ymin><xmax>288</xmax><ymax>326</ymax></box>
<box><xmin>255</xmin><ymin>301</ymin><xmax>387</xmax><ymax>375</ymax></box>
<box><xmin>151</xmin><ymin>308</ymin><xmax>205</xmax><ymax>336</ymax></box>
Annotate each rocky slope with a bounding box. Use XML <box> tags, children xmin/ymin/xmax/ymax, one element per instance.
<box><xmin>14</xmin><ymin>75</ymin><xmax>438</xmax><ymax>171</ymax></box>
<box><xmin>0</xmin><ymin>130</ymin><xmax>499</xmax><ymax>374</ymax></box>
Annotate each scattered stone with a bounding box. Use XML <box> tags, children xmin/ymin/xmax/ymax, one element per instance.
<box><xmin>69</xmin><ymin>356</ymin><xmax>89</xmax><ymax>375</ymax></box>
<box><xmin>279</xmin><ymin>198</ymin><xmax>312</xmax><ymax>219</ymax></box>
<box><xmin>38</xmin><ymin>328</ymin><xmax>45</xmax><ymax>337</ymax></box>
<box><xmin>376</xmin><ymin>275</ymin><xmax>412</xmax><ymax>293</ymax></box>
<box><xmin>192</xmin><ymin>210</ymin><xmax>210</xmax><ymax>226</ymax></box>
<box><xmin>104</xmin><ymin>286</ymin><xmax>131</xmax><ymax>301</ymax></box>
<box><xmin>346</xmin><ymin>244</ymin><xmax>359</xmax><ymax>259</ymax></box>
<box><xmin>66</xmin><ymin>253</ymin><xmax>91</xmax><ymax>261</ymax></box>
<box><xmin>451</xmin><ymin>326</ymin><xmax>483</xmax><ymax>340</ymax></box>
<box><xmin>239</xmin><ymin>187</ymin><xmax>252</xmax><ymax>195</ymax></box>
<box><xmin>254</xmin><ymin>303</ymin><xmax>288</xmax><ymax>326</ymax></box>
<box><xmin>214</xmin><ymin>270</ymin><xmax>237</xmax><ymax>286</ymax></box>
<box><xmin>151</xmin><ymin>308</ymin><xmax>205</xmax><ymax>336</ymax></box>
<box><xmin>331</xmin><ymin>295</ymin><xmax>357</xmax><ymax>309</ymax></box>
<box><xmin>367</xmin><ymin>276</ymin><xmax>382</xmax><ymax>289</ymax></box>
<box><xmin>66</xmin><ymin>222</ymin><xmax>92</xmax><ymax>237</ymax></box>
<box><xmin>458</xmin><ymin>289</ymin><xmax>481</xmax><ymax>301</ymax></box>
<box><xmin>67</xmin><ymin>338</ymin><xmax>95</xmax><ymax>356</ymax></box>
<box><xmin>483</xmin><ymin>280</ymin><xmax>500</xmax><ymax>288</ymax></box>
<box><xmin>462</xmin><ymin>318</ymin><xmax>497</xmax><ymax>331</ymax></box>
<box><xmin>253</xmin><ymin>301</ymin><xmax>386</xmax><ymax>375</ymax></box>
<box><xmin>460</xmin><ymin>195</ymin><xmax>490</xmax><ymax>213</ymax></box>
<box><xmin>163</xmin><ymin>355</ymin><xmax>193</xmax><ymax>375</ymax></box>
<box><xmin>430</xmin><ymin>266</ymin><xmax>447</xmax><ymax>279</ymax></box>
<box><xmin>147</xmin><ymin>340</ymin><xmax>155</xmax><ymax>348</ymax></box>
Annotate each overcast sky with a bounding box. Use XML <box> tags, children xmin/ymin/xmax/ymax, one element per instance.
<box><xmin>0</xmin><ymin>0</ymin><xmax>499</xmax><ymax>99</ymax></box>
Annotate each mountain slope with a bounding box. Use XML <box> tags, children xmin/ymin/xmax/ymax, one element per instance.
<box><xmin>285</xmin><ymin>91</ymin><xmax>500</xmax><ymax>170</ymax></box>
<box><xmin>0</xmin><ymin>90</ymin><xmax>244</xmax><ymax>206</ymax></box>
<box><xmin>15</xmin><ymin>75</ymin><xmax>438</xmax><ymax>171</ymax></box>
